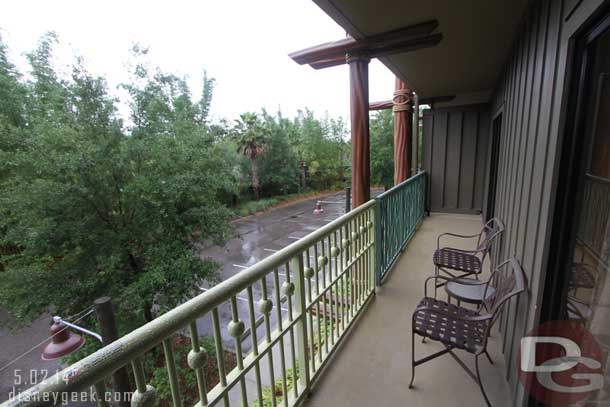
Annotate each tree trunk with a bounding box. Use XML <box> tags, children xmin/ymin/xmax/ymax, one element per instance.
<box><xmin>251</xmin><ymin>158</ymin><xmax>260</xmax><ymax>200</ymax></box>
<box><xmin>300</xmin><ymin>161</ymin><xmax>307</xmax><ymax>189</ymax></box>
<box><xmin>143</xmin><ymin>303</ymin><xmax>153</xmax><ymax>322</ymax></box>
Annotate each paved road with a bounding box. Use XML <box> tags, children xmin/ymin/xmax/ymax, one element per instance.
<box><xmin>195</xmin><ymin>191</ymin><xmax>351</xmax><ymax>348</ymax></box>
<box><xmin>0</xmin><ymin>189</ymin><xmax>378</xmax><ymax>404</ymax></box>
<box><xmin>197</xmin><ymin>190</ymin><xmax>359</xmax><ymax>404</ymax></box>
<box><xmin>0</xmin><ymin>310</ymin><xmax>63</xmax><ymax>403</ymax></box>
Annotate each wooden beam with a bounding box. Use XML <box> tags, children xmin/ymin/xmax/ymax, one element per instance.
<box><xmin>289</xmin><ymin>20</ymin><xmax>438</xmax><ymax>65</ymax></box>
<box><xmin>308</xmin><ymin>34</ymin><xmax>443</xmax><ymax>70</ymax></box>
<box><xmin>369</xmin><ymin>100</ymin><xmax>393</xmax><ymax>111</ymax></box>
<box><xmin>349</xmin><ymin>55</ymin><xmax>371</xmax><ymax>208</ymax></box>
<box><xmin>371</xmin><ymin>94</ymin><xmax>455</xmax><ymax>110</ymax></box>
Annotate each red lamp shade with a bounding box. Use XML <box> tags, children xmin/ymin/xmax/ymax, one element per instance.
<box><xmin>42</xmin><ymin>321</ymin><xmax>85</xmax><ymax>360</ymax></box>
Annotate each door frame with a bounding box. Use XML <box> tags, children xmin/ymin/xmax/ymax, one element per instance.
<box><xmin>485</xmin><ymin>110</ymin><xmax>503</xmax><ymax>222</ymax></box>
<box><xmin>540</xmin><ymin>9</ymin><xmax>610</xmax><ymax>327</ymax></box>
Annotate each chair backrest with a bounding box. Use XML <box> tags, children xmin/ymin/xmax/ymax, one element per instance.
<box><xmin>476</xmin><ymin>217</ymin><xmax>505</xmax><ymax>261</ymax></box>
<box><xmin>482</xmin><ymin>257</ymin><xmax>526</xmax><ymax>324</ymax></box>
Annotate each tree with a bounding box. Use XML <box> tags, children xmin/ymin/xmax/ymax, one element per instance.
<box><xmin>294</xmin><ymin>109</ymin><xmax>348</xmax><ymax>190</ymax></box>
<box><xmin>258</xmin><ymin>110</ymin><xmax>300</xmax><ymax>195</ymax></box>
<box><xmin>120</xmin><ymin>45</ymin><xmax>215</xmax><ymax>140</ymax></box>
<box><xmin>0</xmin><ymin>34</ymin><xmax>28</xmax><ymax>262</ymax></box>
<box><xmin>370</xmin><ymin>110</ymin><xmax>394</xmax><ymax>189</ymax></box>
<box><xmin>0</xmin><ymin>36</ymin><xmax>235</xmax><ymax>327</ymax></box>
<box><xmin>232</xmin><ymin>112</ymin><xmax>270</xmax><ymax>200</ymax></box>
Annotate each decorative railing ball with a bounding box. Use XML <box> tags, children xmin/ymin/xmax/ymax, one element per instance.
<box><xmin>282</xmin><ymin>281</ymin><xmax>295</xmax><ymax>296</ymax></box>
<box><xmin>258</xmin><ymin>299</ymin><xmax>273</xmax><ymax>314</ymax></box>
<box><xmin>367</xmin><ymin>221</ymin><xmax>373</xmax><ymax>229</ymax></box>
<box><xmin>304</xmin><ymin>267</ymin><xmax>314</xmax><ymax>278</ymax></box>
<box><xmin>341</xmin><ymin>238</ymin><xmax>350</xmax><ymax>248</ymax></box>
<box><xmin>227</xmin><ymin>320</ymin><xmax>245</xmax><ymax>338</ymax></box>
<box><xmin>359</xmin><ymin>226</ymin><xmax>366</xmax><ymax>235</ymax></box>
<box><xmin>330</xmin><ymin>247</ymin><xmax>340</xmax><ymax>258</ymax></box>
<box><xmin>131</xmin><ymin>385</ymin><xmax>158</xmax><ymax>407</ymax></box>
<box><xmin>351</xmin><ymin>232</ymin><xmax>359</xmax><ymax>241</ymax></box>
<box><xmin>317</xmin><ymin>256</ymin><xmax>328</xmax><ymax>268</ymax></box>
<box><xmin>187</xmin><ymin>347</ymin><xmax>208</xmax><ymax>370</ymax></box>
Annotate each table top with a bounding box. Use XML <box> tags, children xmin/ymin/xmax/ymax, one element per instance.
<box><xmin>445</xmin><ymin>278</ymin><xmax>495</xmax><ymax>304</ymax></box>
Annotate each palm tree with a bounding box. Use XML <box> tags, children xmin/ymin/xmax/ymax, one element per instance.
<box><xmin>233</xmin><ymin>112</ymin><xmax>270</xmax><ymax>200</ymax></box>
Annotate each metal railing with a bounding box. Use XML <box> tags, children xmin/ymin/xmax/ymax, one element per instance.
<box><xmin>375</xmin><ymin>171</ymin><xmax>426</xmax><ymax>284</ymax></box>
<box><xmin>5</xmin><ymin>201</ymin><xmax>376</xmax><ymax>407</ymax></box>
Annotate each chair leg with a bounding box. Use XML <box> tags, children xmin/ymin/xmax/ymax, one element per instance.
<box><xmin>434</xmin><ymin>266</ymin><xmax>439</xmax><ymax>298</ymax></box>
<box><xmin>475</xmin><ymin>354</ymin><xmax>492</xmax><ymax>407</ymax></box>
<box><xmin>409</xmin><ymin>330</ymin><xmax>416</xmax><ymax>388</ymax></box>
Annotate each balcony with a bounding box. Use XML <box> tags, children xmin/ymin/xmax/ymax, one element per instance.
<box><xmin>4</xmin><ymin>173</ymin><xmax>510</xmax><ymax>407</ymax></box>
<box><xmin>302</xmin><ymin>212</ymin><xmax>512</xmax><ymax>407</ymax></box>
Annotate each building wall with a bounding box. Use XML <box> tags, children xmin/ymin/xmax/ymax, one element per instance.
<box><xmin>422</xmin><ymin>104</ymin><xmax>490</xmax><ymax>214</ymax></box>
<box><xmin>488</xmin><ymin>0</ymin><xmax>607</xmax><ymax>404</ymax></box>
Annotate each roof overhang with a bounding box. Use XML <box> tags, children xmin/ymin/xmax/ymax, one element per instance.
<box><xmin>311</xmin><ymin>0</ymin><xmax>529</xmax><ymax>105</ymax></box>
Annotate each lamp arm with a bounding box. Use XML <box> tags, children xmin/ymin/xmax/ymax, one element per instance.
<box><xmin>53</xmin><ymin>316</ymin><xmax>103</xmax><ymax>343</ymax></box>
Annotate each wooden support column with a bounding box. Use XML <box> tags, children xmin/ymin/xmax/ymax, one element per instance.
<box><xmin>393</xmin><ymin>78</ymin><xmax>413</xmax><ymax>185</ymax></box>
<box><xmin>348</xmin><ymin>54</ymin><xmax>371</xmax><ymax>208</ymax></box>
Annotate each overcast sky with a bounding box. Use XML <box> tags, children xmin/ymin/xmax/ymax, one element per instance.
<box><xmin>0</xmin><ymin>0</ymin><xmax>396</xmax><ymax>124</ymax></box>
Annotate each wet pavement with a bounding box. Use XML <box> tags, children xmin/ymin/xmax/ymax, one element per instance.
<box><xmin>195</xmin><ymin>190</ymin><xmax>352</xmax><ymax>351</ymax></box>
<box><xmin>0</xmin><ymin>190</ymin><xmax>379</xmax><ymax>405</ymax></box>
<box><xmin>195</xmin><ymin>189</ymin><xmax>380</xmax><ymax>405</ymax></box>
<box><xmin>0</xmin><ymin>311</ymin><xmax>96</xmax><ymax>406</ymax></box>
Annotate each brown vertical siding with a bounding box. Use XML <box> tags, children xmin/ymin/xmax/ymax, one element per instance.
<box><xmin>422</xmin><ymin>104</ymin><xmax>490</xmax><ymax>213</ymax></box>
<box><xmin>487</xmin><ymin>0</ymin><xmax>606</xmax><ymax>404</ymax></box>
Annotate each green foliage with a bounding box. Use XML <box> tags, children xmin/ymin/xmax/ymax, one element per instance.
<box><xmin>294</xmin><ymin>109</ymin><xmax>349</xmax><ymax>191</ymax></box>
<box><xmin>232</xmin><ymin>112</ymin><xmax>271</xmax><ymax>200</ymax></box>
<box><xmin>234</xmin><ymin>198</ymin><xmax>279</xmax><ymax>217</ymax></box>
<box><xmin>249</xmin><ymin>365</ymin><xmax>299</xmax><ymax>407</ymax></box>
<box><xmin>0</xmin><ymin>34</ymin><xmax>233</xmax><ymax>326</ymax></box>
<box><xmin>0</xmin><ymin>33</ymin><xmax>351</xmax><ymax>332</ymax></box>
<box><xmin>230</xmin><ymin>109</ymin><xmax>349</xmax><ymax>202</ymax></box>
<box><xmin>258</xmin><ymin>111</ymin><xmax>300</xmax><ymax>195</ymax></box>
<box><xmin>148</xmin><ymin>336</ymin><xmax>215</xmax><ymax>407</ymax></box>
<box><xmin>370</xmin><ymin>110</ymin><xmax>394</xmax><ymax>189</ymax></box>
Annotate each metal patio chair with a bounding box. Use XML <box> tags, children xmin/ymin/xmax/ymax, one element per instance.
<box><xmin>433</xmin><ymin>218</ymin><xmax>505</xmax><ymax>294</ymax></box>
<box><xmin>409</xmin><ymin>257</ymin><xmax>526</xmax><ymax>407</ymax></box>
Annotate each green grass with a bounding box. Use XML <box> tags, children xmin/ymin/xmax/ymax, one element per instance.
<box><xmin>233</xmin><ymin>198</ymin><xmax>280</xmax><ymax>217</ymax></box>
<box><xmin>232</xmin><ymin>188</ymin><xmax>342</xmax><ymax>218</ymax></box>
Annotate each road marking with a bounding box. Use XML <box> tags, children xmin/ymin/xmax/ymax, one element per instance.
<box><xmin>198</xmin><ymin>288</ymin><xmax>294</xmax><ymax>316</ymax></box>
<box><xmin>233</xmin><ymin>264</ymin><xmax>249</xmax><ymax>269</ymax></box>
<box><xmin>287</xmin><ymin>236</ymin><xmax>301</xmax><ymax>240</ymax></box>
<box><xmin>263</xmin><ymin>248</ymin><xmax>278</xmax><ymax>253</ymax></box>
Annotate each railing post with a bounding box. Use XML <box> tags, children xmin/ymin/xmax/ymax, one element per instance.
<box><xmin>93</xmin><ymin>381</ymin><xmax>109</xmax><ymax>407</ymax></box>
<box><xmin>292</xmin><ymin>253</ymin><xmax>311</xmax><ymax>393</ymax></box>
<box><xmin>345</xmin><ymin>187</ymin><xmax>351</xmax><ymax>213</ymax></box>
<box><xmin>94</xmin><ymin>297</ymin><xmax>131</xmax><ymax>407</ymax></box>
<box><xmin>374</xmin><ymin>198</ymin><xmax>382</xmax><ymax>286</ymax></box>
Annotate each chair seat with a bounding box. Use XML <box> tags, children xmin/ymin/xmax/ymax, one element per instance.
<box><xmin>413</xmin><ymin>297</ymin><xmax>489</xmax><ymax>353</ymax></box>
<box><xmin>445</xmin><ymin>278</ymin><xmax>496</xmax><ymax>305</ymax></box>
<box><xmin>433</xmin><ymin>248</ymin><xmax>482</xmax><ymax>274</ymax></box>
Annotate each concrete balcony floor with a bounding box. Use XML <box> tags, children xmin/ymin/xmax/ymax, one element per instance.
<box><xmin>302</xmin><ymin>213</ymin><xmax>512</xmax><ymax>407</ymax></box>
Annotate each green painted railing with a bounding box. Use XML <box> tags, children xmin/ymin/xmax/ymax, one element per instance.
<box><xmin>4</xmin><ymin>201</ymin><xmax>376</xmax><ymax>407</ymax></box>
<box><xmin>375</xmin><ymin>171</ymin><xmax>426</xmax><ymax>284</ymax></box>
